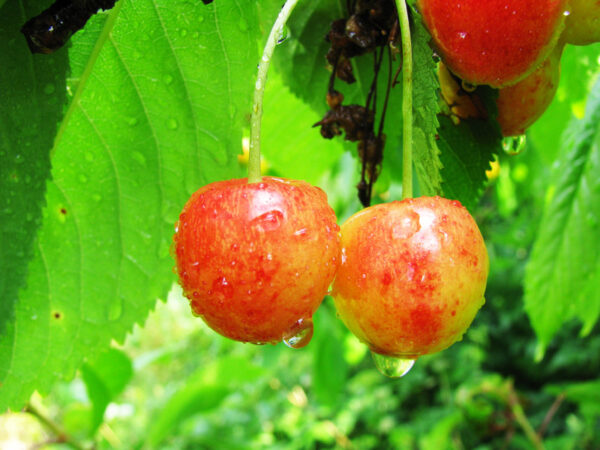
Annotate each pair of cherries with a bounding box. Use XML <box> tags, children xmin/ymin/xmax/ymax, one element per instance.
<box><xmin>173</xmin><ymin>176</ymin><xmax>488</xmax><ymax>361</ymax></box>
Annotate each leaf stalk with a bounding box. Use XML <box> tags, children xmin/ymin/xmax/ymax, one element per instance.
<box><xmin>395</xmin><ymin>0</ymin><xmax>413</xmax><ymax>199</ymax></box>
<box><xmin>248</xmin><ymin>0</ymin><xmax>300</xmax><ymax>183</ymax></box>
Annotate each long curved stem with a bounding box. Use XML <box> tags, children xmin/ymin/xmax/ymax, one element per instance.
<box><xmin>248</xmin><ymin>0</ymin><xmax>299</xmax><ymax>183</ymax></box>
<box><xmin>395</xmin><ymin>0</ymin><xmax>413</xmax><ymax>199</ymax></box>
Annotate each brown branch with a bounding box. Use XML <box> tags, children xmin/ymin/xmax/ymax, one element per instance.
<box><xmin>537</xmin><ymin>393</ymin><xmax>566</xmax><ymax>439</ymax></box>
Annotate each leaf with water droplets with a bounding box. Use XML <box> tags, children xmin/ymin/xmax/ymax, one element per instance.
<box><xmin>0</xmin><ymin>0</ymin><xmax>260</xmax><ymax>410</ymax></box>
<box><xmin>0</xmin><ymin>0</ymin><xmax>66</xmax><ymax>353</ymax></box>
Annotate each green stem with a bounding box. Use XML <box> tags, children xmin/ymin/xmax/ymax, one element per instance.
<box><xmin>26</xmin><ymin>402</ymin><xmax>86</xmax><ymax>450</ymax></box>
<box><xmin>395</xmin><ymin>0</ymin><xmax>413</xmax><ymax>199</ymax></box>
<box><xmin>506</xmin><ymin>381</ymin><xmax>545</xmax><ymax>450</ymax></box>
<box><xmin>248</xmin><ymin>0</ymin><xmax>299</xmax><ymax>183</ymax></box>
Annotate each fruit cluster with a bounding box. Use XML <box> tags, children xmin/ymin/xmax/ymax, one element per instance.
<box><xmin>418</xmin><ymin>0</ymin><xmax>600</xmax><ymax>136</ymax></box>
<box><xmin>173</xmin><ymin>177</ymin><xmax>489</xmax><ymax>371</ymax></box>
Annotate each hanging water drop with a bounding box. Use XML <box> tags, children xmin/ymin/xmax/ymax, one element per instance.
<box><xmin>502</xmin><ymin>135</ymin><xmax>526</xmax><ymax>155</ymax></box>
<box><xmin>43</xmin><ymin>83</ymin><xmax>55</xmax><ymax>95</ymax></box>
<box><xmin>238</xmin><ymin>18</ymin><xmax>249</xmax><ymax>32</ymax></box>
<box><xmin>371</xmin><ymin>351</ymin><xmax>415</xmax><ymax>378</ymax></box>
<box><xmin>277</xmin><ymin>26</ymin><xmax>290</xmax><ymax>44</ymax></box>
<box><xmin>283</xmin><ymin>317</ymin><xmax>314</xmax><ymax>349</ymax></box>
<box><xmin>461</xmin><ymin>80</ymin><xmax>477</xmax><ymax>92</ymax></box>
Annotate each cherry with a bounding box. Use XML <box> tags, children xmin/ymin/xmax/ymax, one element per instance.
<box><xmin>563</xmin><ymin>0</ymin><xmax>600</xmax><ymax>45</ymax></box>
<box><xmin>331</xmin><ymin>196</ymin><xmax>488</xmax><ymax>360</ymax></box>
<box><xmin>496</xmin><ymin>44</ymin><xmax>563</xmax><ymax>137</ymax></box>
<box><xmin>417</xmin><ymin>0</ymin><xmax>568</xmax><ymax>87</ymax></box>
<box><xmin>173</xmin><ymin>176</ymin><xmax>340</xmax><ymax>345</ymax></box>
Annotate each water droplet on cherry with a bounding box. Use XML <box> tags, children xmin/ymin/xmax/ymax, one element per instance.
<box><xmin>371</xmin><ymin>351</ymin><xmax>415</xmax><ymax>378</ymax></box>
<box><xmin>250</xmin><ymin>210</ymin><xmax>284</xmax><ymax>232</ymax></box>
<box><xmin>283</xmin><ymin>318</ymin><xmax>314</xmax><ymax>349</ymax></box>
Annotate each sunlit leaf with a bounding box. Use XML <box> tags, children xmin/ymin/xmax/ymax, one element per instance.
<box><xmin>0</xmin><ymin>0</ymin><xmax>259</xmax><ymax>410</ymax></box>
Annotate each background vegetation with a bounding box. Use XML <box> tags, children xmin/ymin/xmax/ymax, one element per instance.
<box><xmin>1</xmin><ymin>0</ymin><xmax>599</xmax><ymax>448</ymax></box>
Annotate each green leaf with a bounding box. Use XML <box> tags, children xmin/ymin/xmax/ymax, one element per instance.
<box><xmin>0</xmin><ymin>0</ymin><xmax>259</xmax><ymax>410</ymax></box>
<box><xmin>81</xmin><ymin>348</ymin><xmax>133</xmax><ymax>432</ymax></box>
<box><xmin>311</xmin><ymin>302</ymin><xmax>348</xmax><ymax>409</ymax></box>
<box><xmin>410</xmin><ymin>6</ymin><xmax>443</xmax><ymax>197</ymax></box>
<box><xmin>261</xmin><ymin>71</ymin><xmax>345</xmax><ymax>184</ymax></box>
<box><xmin>436</xmin><ymin>87</ymin><xmax>502</xmax><ymax>210</ymax></box>
<box><xmin>145</xmin><ymin>356</ymin><xmax>265</xmax><ymax>447</ymax></box>
<box><xmin>273</xmin><ymin>0</ymin><xmax>348</xmax><ymax>113</ymax></box>
<box><xmin>0</xmin><ymin>0</ymin><xmax>65</xmax><ymax>341</ymax></box>
<box><xmin>524</xmin><ymin>77</ymin><xmax>600</xmax><ymax>352</ymax></box>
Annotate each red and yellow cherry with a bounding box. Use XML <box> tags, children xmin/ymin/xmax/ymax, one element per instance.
<box><xmin>497</xmin><ymin>44</ymin><xmax>563</xmax><ymax>136</ymax></box>
<box><xmin>331</xmin><ymin>197</ymin><xmax>489</xmax><ymax>364</ymax></box>
<box><xmin>563</xmin><ymin>0</ymin><xmax>600</xmax><ymax>45</ymax></box>
<box><xmin>418</xmin><ymin>0</ymin><xmax>568</xmax><ymax>87</ymax></box>
<box><xmin>173</xmin><ymin>177</ymin><xmax>340</xmax><ymax>346</ymax></box>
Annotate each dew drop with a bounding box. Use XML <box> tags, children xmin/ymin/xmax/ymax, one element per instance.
<box><xmin>293</xmin><ymin>228</ymin><xmax>308</xmax><ymax>237</ymax></box>
<box><xmin>250</xmin><ymin>210</ymin><xmax>284</xmax><ymax>232</ymax></box>
<box><xmin>341</xmin><ymin>248</ymin><xmax>347</xmax><ymax>264</ymax></box>
<box><xmin>108</xmin><ymin>298</ymin><xmax>123</xmax><ymax>321</ymax></box>
<box><xmin>392</xmin><ymin>211</ymin><xmax>420</xmax><ymax>239</ymax></box>
<box><xmin>43</xmin><ymin>83</ymin><xmax>55</xmax><ymax>95</ymax></box>
<box><xmin>163</xmin><ymin>74</ymin><xmax>174</xmax><ymax>85</ymax></box>
<box><xmin>283</xmin><ymin>318</ymin><xmax>314</xmax><ymax>349</ymax></box>
<box><xmin>238</xmin><ymin>18</ymin><xmax>249</xmax><ymax>31</ymax></box>
<box><xmin>502</xmin><ymin>135</ymin><xmax>526</xmax><ymax>155</ymax></box>
<box><xmin>78</xmin><ymin>174</ymin><xmax>88</xmax><ymax>183</ymax></box>
<box><xmin>277</xmin><ymin>26</ymin><xmax>290</xmax><ymax>44</ymax></box>
<box><xmin>167</xmin><ymin>118</ymin><xmax>179</xmax><ymax>130</ymax></box>
<box><xmin>127</xmin><ymin>117</ymin><xmax>138</xmax><ymax>127</ymax></box>
<box><xmin>179</xmin><ymin>28</ymin><xmax>188</xmax><ymax>37</ymax></box>
<box><xmin>132</xmin><ymin>152</ymin><xmax>147</xmax><ymax>166</ymax></box>
<box><xmin>371</xmin><ymin>352</ymin><xmax>415</xmax><ymax>378</ymax></box>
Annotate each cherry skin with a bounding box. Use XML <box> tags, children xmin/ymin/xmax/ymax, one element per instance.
<box><xmin>331</xmin><ymin>197</ymin><xmax>489</xmax><ymax>359</ymax></box>
<box><xmin>417</xmin><ymin>0</ymin><xmax>568</xmax><ymax>87</ymax></box>
<box><xmin>497</xmin><ymin>44</ymin><xmax>563</xmax><ymax>137</ymax></box>
<box><xmin>563</xmin><ymin>0</ymin><xmax>600</xmax><ymax>46</ymax></box>
<box><xmin>173</xmin><ymin>177</ymin><xmax>340</xmax><ymax>345</ymax></box>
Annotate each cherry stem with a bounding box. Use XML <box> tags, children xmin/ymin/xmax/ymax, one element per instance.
<box><xmin>395</xmin><ymin>0</ymin><xmax>413</xmax><ymax>199</ymax></box>
<box><xmin>248</xmin><ymin>0</ymin><xmax>300</xmax><ymax>184</ymax></box>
